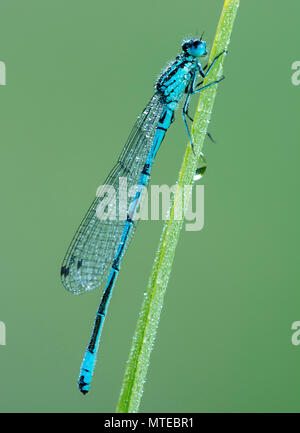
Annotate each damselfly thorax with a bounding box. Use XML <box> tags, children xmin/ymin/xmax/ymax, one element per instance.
<box><xmin>156</xmin><ymin>54</ymin><xmax>200</xmax><ymax>105</ymax></box>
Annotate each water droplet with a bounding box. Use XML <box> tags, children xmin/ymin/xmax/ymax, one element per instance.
<box><xmin>194</xmin><ymin>152</ymin><xmax>207</xmax><ymax>181</ymax></box>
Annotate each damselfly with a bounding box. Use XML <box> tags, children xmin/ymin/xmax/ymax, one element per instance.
<box><xmin>61</xmin><ymin>37</ymin><xmax>224</xmax><ymax>394</ymax></box>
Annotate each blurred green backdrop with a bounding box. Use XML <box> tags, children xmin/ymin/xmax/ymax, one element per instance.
<box><xmin>0</xmin><ymin>0</ymin><xmax>299</xmax><ymax>412</ymax></box>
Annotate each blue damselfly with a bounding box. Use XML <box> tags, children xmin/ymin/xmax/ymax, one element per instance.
<box><xmin>61</xmin><ymin>37</ymin><xmax>224</xmax><ymax>394</ymax></box>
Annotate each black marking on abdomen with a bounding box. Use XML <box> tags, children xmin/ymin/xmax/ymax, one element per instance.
<box><xmin>112</xmin><ymin>259</ymin><xmax>120</xmax><ymax>271</ymax></box>
<box><xmin>78</xmin><ymin>376</ymin><xmax>88</xmax><ymax>395</ymax></box>
<box><xmin>88</xmin><ymin>268</ymin><xmax>117</xmax><ymax>352</ymax></box>
<box><xmin>142</xmin><ymin>163</ymin><xmax>150</xmax><ymax>176</ymax></box>
<box><xmin>127</xmin><ymin>214</ymin><xmax>134</xmax><ymax>223</ymax></box>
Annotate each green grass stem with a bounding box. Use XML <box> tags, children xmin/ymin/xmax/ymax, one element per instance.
<box><xmin>116</xmin><ymin>0</ymin><xmax>240</xmax><ymax>413</ymax></box>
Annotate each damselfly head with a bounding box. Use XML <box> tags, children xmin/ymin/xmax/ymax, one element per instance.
<box><xmin>182</xmin><ymin>38</ymin><xmax>207</xmax><ymax>58</ymax></box>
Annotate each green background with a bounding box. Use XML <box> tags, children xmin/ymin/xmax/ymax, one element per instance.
<box><xmin>0</xmin><ymin>0</ymin><xmax>299</xmax><ymax>412</ymax></box>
